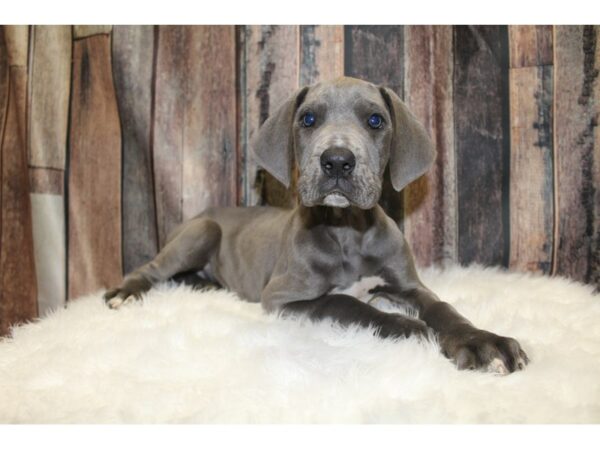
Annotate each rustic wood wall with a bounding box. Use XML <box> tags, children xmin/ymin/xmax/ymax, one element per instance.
<box><xmin>0</xmin><ymin>25</ymin><xmax>598</xmax><ymax>335</ymax></box>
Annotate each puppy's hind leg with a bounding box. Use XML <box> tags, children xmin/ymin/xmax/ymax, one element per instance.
<box><xmin>104</xmin><ymin>218</ymin><xmax>222</xmax><ymax>309</ymax></box>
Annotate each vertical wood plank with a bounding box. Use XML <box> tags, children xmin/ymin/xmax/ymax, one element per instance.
<box><xmin>73</xmin><ymin>26</ymin><xmax>112</xmax><ymax>39</ymax></box>
<box><xmin>554</xmin><ymin>26</ymin><xmax>600</xmax><ymax>287</ymax></box>
<box><xmin>0</xmin><ymin>27</ymin><xmax>9</xmax><ymax>147</ymax></box>
<box><xmin>403</xmin><ymin>25</ymin><xmax>457</xmax><ymax>267</ymax></box>
<box><xmin>344</xmin><ymin>25</ymin><xmax>405</xmax><ymax>224</ymax></box>
<box><xmin>0</xmin><ymin>24</ymin><xmax>38</xmax><ymax>335</ymax></box>
<box><xmin>113</xmin><ymin>25</ymin><xmax>158</xmax><ymax>273</ymax></box>
<box><xmin>300</xmin><ymin>25</ymin><xmax>344</xmax><ymax>85</ymax></box>
<box><xmin>182</xmin><ymin>26</ymin><xmax>237</xmax><ymax>221</ymax></box>
<box><xmin>454</xmin><ymin>25</ymin><xmax>510</xmax><ymax>266</ymax></box>
<box><xmin>27</xmin><ymin>25</ymin><xmax>71</xmax><ymax>315</ymax></box>
<box><xmin>153</xmin><ymin>26</ymin><xmax>237</xmax><ymax>247</ymax></box>
<box><xmin>239</xmin><ymin>25</ymin><xmax>300</xmax><ymax>207</ymax></box>
<box><xmin>68</xmin><ymin>34</ymin><xmax>122</xmax><ymax>299</ymax></box>
<box><xmin>508</xmin><ymin>26</ymin><xmax>554</xmax><ymax>274</ymax></box>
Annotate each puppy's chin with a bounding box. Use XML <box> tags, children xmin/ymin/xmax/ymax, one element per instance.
<box><xmin>322</xmin><ymin>193</ymin><xmax>351</xmax><ymax>208</ymax></box>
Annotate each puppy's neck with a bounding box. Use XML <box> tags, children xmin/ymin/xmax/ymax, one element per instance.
<box><xmin>298</xmin><ymin>204</ymin><xmax>376</xmax><ymax>230</ymax></box>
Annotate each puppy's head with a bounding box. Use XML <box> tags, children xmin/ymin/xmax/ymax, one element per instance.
<box><xmin>251</xmin><ymin>77</ymin><xmax>435</xmax><ymax>209</ymax></box>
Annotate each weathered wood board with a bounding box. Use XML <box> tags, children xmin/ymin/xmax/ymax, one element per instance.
<box><xmin>113</xmin><ymin>25</ymin><xmax>158</xmax><ymax>273</ymax></box>
<box><xmin>68</xmin><ymin>34</ymin><xmax>122</xmax><ymax>299</ymax></box>
<box><xmin>73</xmin><ymin>26</ymin><xmax>112</xmax><ymax>39</ymax></box>
<box><xmin>28</xmin><ymin>25</ymin><xmax>71</xmax><ymax>169</ymax></box>
<box><xmin>554</xmin><ymin>26</ymin><xmax>600</xmax><ymax>286</ymax></box>
<box><xmin>300</xmin><ymin>25</ymin><xmax>344</xmax><ymax>85</ymax></box>
<box><xmin>153</xmin><ymin>25</ymin><xmax>237</xmax><ymax>247</ymax></box>
<box><xmin>453</xmin><ymin>25</ymin><xmax>510</xmax><ymax>266</ymax></box>
<box><xmin>239</xmin><ymin>25</ymin><xmax>300</xmax><ymax>207</ymax></box>
<box><xmin>508</xmin><ymin>26</ymin><xmax>554</xmax><ymax>274</ymax></box>
<box><xmin>403</xmin><ymin>25</ymin><xmax>457</xmax><ymax>268</ymax></box>
<box><xmin>344</xmin><ymin>25</ymin><xmax>405</xmax><ymax>224</ymax></box>
<box><xmin>0</xmin><ymin>66</ymin><xmax>38</xmax><ymax>335</ymax></box>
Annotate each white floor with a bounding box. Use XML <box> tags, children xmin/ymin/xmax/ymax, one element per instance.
<box><xmin>1</xmin><ymin>265</ymin><xmax>599</xmax><ymax>423</ymax></box>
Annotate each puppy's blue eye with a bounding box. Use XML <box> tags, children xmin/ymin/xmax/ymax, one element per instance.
<box><xmin>368</xmin><ymin>113</ymin><xmax>383</xmax><ymax>129</ymax></box>
<box><xmin>302</xmin><ymin>112</ymin><xmax>316</xmax><ymax>127</ymax></box>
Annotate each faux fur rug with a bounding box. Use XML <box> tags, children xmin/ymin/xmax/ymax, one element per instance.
<box><xmin>1</xmin><ymin>265</ymin><xmax>599</xmax><ymax>423</ymax></box>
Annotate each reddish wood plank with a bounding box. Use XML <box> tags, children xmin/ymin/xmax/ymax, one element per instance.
<box><xmin>454</xmin><ymin>26</ymin><xmax>510</xmax><ymax>267</ymax></box>
<box><xmin>509</xmin><ymin>25</ymin><xmax>553</xmax><ymax>68</ymax></box>
<box><xmin>0</xmin><ymin>66</ymin><xmax>38</xmax><ymax>335</ymax></box>
<box><xmin>554</xmin><ymin>26</ymin><xmax>600</xmax><ymax>287</ymax></box>
<box><xmin>508</xmin><ymin>25</ymin><xmax>554</xmax><ymax>275</ymax></box>
<box><xmin>403</xmin><ymin>26</ymin><xmax>457</xmax><ymax>267</ymax></box>
<box><xmin>113</xmin><ymin>25</ymin><xmax>158</xmax><ymax>273</ymax></box>
<box><xmin>344</xmin><ymin>25</ymin><xmax>405</xmax><ymax>224</ymax></box>
<box><xmin>68</xmin><ymin>35</ymin><xmax>122</xmax><ymax>299</ymax></box>
<box><xmin>300</xmin><ymin>25</ymin><xmax>344</xmax><ymax>85</ymax></box>
<box><xmin>182</xmin><ymin>26</ymin><xmax>237</xmax><ymax>220</ymax></box>
<box><xmin>0</xmin><ymin>27</ymin><xmax>9</xmax><ymax>154</ymax></box>
<box><xmin>153</xmin><ymin>26</ymin><xmax>237</xmax><ymax>247</ymax></box>
<box><xmin>239</xmin><ymin>25</ymin><xmax>300</xmax><ymax>207</ymax></box>
<box><xmin>28</xmin><ymin>25</ymin><xmax>71</xmax><ymax>169</ymax></box>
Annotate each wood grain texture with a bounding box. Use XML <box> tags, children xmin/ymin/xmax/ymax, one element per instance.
<box><xmin>28</xmin><ymin>25</ymin><xmax>71</xmax><ymax>170</ymax></box>
<box><xmin>403</xmin><ymin>26</ymin><xmax>457</xmax><ymax>267</ymax></box>
<box><xmin>153</xmin><ymin>26</ymin><xmax>237</xmax><ymax>247</ymax></box>
<box><xmin>3</xmin><ymin>25</ymin><xmax>28</xmax><ymax>66</ymax></box>
<box><xmin>30</xmin><ymin>193</ymin><xmax>65</xmax><ymax>317</ymax></box>
<box><xmin>554</xmin><ymin>26</ymin><xmax>600</xmax><ymax>287</ymax></box>
<box><xmin>454</xmin><ymin>26</ymin><xmax>510</xmax><ymax>266</ymax></box>
<box><xmin>0</xmin><ymin>27</ymin><xmax>9</xmax><ymax>150</ymax></box>
<box><xmin>344</xmin><ymin>25</ymin><xmax>405</xmax><ymax>224</ymax></box>
<box><xmin>509</xmin><ymin>25</ymin><xmax>553</xmax><ymax>68</ymax></box>
<box><xmin>68</xmin><ymin>35</ymin><xmax>122</xmax><ymax>299</ymax></box>
<box><xmin>0</xmin><ymin>66</ymin><xmax>38</xmax><ymax>335</ymax></box>
<box><xmin>239</xmin><ymin>25</ymin><xmax>300</xmax><ymax>207</ymax></box>
<box><xmin>508</xmin><ymin>25</ymin><xmax>554</xmax><ymax>274</ymax></box>
<box><xmin>73</xmin><ymin>25</ymin><xmax>112</xmax><ymax>39</ymax></box>
<box><xmin>300</xmin><ymin>25</ymin><xmax>344</xmax><ymax>85</ymax></box>
<box><xmin>113</xmin><ymin>25</ymin><xmax>158</xmax><ymax>273</ymax></box>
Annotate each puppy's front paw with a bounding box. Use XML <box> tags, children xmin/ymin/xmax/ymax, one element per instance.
<box><xmin>440</xmin><ymin>325</ymin><xmax>529</xmax><ymax>375</ymax></box>
<box><xmin>103</xmin><ymin>274</ymin><xmax>153</xmax><ymax>310</ymax></box>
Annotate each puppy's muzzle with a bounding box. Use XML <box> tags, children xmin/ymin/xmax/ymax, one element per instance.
<box><xmin>320</xmin><ymin>147</ymin><xmax>356</xmax><ymax>179</ymax></box>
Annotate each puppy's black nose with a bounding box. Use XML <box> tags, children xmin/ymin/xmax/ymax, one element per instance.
<box><xmin>320</xmin><ymin>147</ymin><xmax>356</xmax><ymax>178</ymax></box>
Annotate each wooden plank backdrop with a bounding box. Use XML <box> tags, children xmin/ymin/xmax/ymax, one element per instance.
<box><xmin>0</xmin><ymin>25</ymin><xmax>599</xmax><ymax>335</ymax></box>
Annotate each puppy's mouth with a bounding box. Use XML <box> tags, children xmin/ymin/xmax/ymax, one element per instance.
<box><xmin>322</xmin><ymin>192</ymin><xmax>351</xmax><ymax>208</ymax></box>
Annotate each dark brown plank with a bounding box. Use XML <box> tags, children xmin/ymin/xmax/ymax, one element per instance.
<box><xmin>113</xmin><ymin>25</ymin><xmax>158</xmax><ymax>274</ymax></box>
<box><xmin>239</xmin><ymin>25</ymin><xmax>300</xmax><ymax>207</ymax></box>
<box><xmin>454</xmin><ymin>26</ymin><xmax>510</xmax><ymax>266</ymax></box>
<box><xmin>68</xmin><ymin>34</ymin><xmax>122</xmax><ymax>299</ymax></box>
<box><xmin>554</xmin><ymin>26</ymin><xmax>600</xmax><ymax>287</ymax></box>
<box><xmin>0</xmin><ymin>27</ymin><xmax>9</xmax><ymax>156</ymax></box>
<box><xmin>153</xmin><ymin>26</ymin><xmax>237</xmax><ymax>247</ymax></box>
<box><xmin>344</xmin><ymin>25</ymin><xmax>405</xmax><ymax>224</ymax></box>
<box><xmin>0</xmin><ymin>66</ymin><xmax>38</xmax><ymax>335</ymax></box>
<box><xmin>403</xmin><ymin>26</ymin><xmax>457</xmax><ymax>268</ymax></box>
<box><xmin>508</xmin><ymin>26</ymin><xmax>554</xmax><ymax>274</ymax></box>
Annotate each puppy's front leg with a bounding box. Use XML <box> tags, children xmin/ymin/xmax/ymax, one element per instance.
<box><xmin>370</xmin><ymin>285</ymin><xmax>529</xmax><ymax>374</ymax></box>
<box><xmin>279</xmin><ymin>294</ymin><xmax>430</xmax><ymax>340</ymax></box>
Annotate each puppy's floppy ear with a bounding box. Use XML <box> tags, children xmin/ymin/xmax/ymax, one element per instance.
<box><xmin>251</xmin><ymin>86</ymin><xmax>309</xmax><ymax>188</ymax></box>
<box><xmin>379</xmin><ymin>87</ymin><xmax>436</xmax><ymax>192</ymax></box>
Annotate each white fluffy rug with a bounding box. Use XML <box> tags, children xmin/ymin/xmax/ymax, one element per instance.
<box><xmin>1</xmin><ymin>265</ymin><xmax>599</xmax><ymax>423</ymax></box>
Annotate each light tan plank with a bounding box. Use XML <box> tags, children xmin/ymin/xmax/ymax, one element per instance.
<box><xmin>3</xmin><ymin>25</ymin><xmax>28</xmax><ymax>66</ymax></box>
<box><xmin>509</xmin><ymin>25</ymin><xmax>553</xmax><ymax>68</ymax></box>
<box><xmin>28</xmin><ymin>25</ymin><xmax>71</xmax><ymax>170</ymax></box>
<box><xmin>73</xmin><ymin>25</ymin><xmax>113</xmax><ymax>39</ymax></box>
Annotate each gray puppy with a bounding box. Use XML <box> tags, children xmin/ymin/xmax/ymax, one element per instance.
<box><xmin>105</xmin><ymin>77</ymin><xmax>529</xmax><ymax>374</ymax></box>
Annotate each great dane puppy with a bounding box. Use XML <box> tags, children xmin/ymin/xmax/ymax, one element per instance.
<box><xmin>104</xmin><ymin>77</ymin><xmax>529</xmax><ymax>374</ymax></box>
